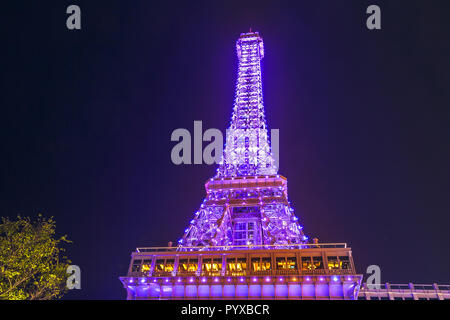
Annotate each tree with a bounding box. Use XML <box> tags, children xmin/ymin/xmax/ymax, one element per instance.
<box><xmin>0</xmin><ymin>215</ymin><xmax>71</xmax><ymax>300</ymax></box>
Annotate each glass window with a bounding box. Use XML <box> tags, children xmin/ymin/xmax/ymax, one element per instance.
<box><xmin>236</xmin><ymin>222</ymin><xmax>246</xmax><ymax>231</ymax></box>
<box><xmin>236</xmin><ymin>258</ymin><xmax>246</xmax><ymax>271</ymax></box>
<box><xmin>142</xmin><ymin>259</ymin><xmax>152</xmax><ymax>272</ymax></box>
<box><xmin>276</xmin><ymin>257</ymin><xmax>285</xmax><ymax>270</ymax></box>
<box><xmin>251</xmin><ymin>257</ymin><xmax>270</xmax><ymax>271</ymax></box>
<box><xmin>187</xmin><ymin>259</ymin><xmax>198</xmax><ymax>272</ymax></box>
<box><xmin>132</xmin><ymin>259</ymin><xmax>142</xmax><ymax>272</ymax></box>
<box><xmin>313</xmin><ymin>256</ymin><xmax>323</xmax><ymax>269</ymax></box>
<box><xmin>178</xmin><ymin>258</ymin><xmax>197</xmax><ymax>272</ymax></box>
<box><xmin>251</xmin><ymin>257</ymin><xmax>260</xmax><ymax>271</ymax></box>
<box><xmin>155</xmin><ymin>259</ymin><xmax>165</xmax><ymax>271</ymax></box>
<box><xmin>203</xmin><ymin>258</ymin><xmax>221</xmax><ymax>273</ymax></box>
<box><xmin>287</xmin><ymin>257</ymin><xmax>297</xmax><ymax>270</ymax></box>
<box><xmin>301</xmin><ymin>257</ymin><xmax>312</xmax><ymax>271</ymax></box>
<box><xmin>165</xmin><ymin>259</ymin><xmax>174</xmax><ymax>272</ymax></box>
<box><xmin>178</xmin><ymin>259</ymin><xmax>188</xmax><ymax>272</ymax></box>
<box><xmin>226</xmin><ymin>257</ymin><xmax>246</xmax><ymax>275</ymax></box>
<box><xmin>203</xmin><ymin>258</ymin><xmax>212</xmax><ymax>272</ymax></box>
<box><xmin>226</xmin><ymin>258</ymin><xmax>236</xmax><ymax>272</ymax></box>
<box><xmin>261</xmin><ymin>257</ymin><xmax>271</xmax><ymax>271</ymax></box>
<box><xmin>327</xmin><ymin>256</ymin><xmax>339</xmax><ymax>270</ymax></box>
<box><xmin>233</xmin><ymin>221</ymin><xmax>257</xmax><ymax>245</ymax></box>
<box><xmin>212</xmin><ymin>258</ymin><xmax>222</xmax><ymax>272</ymax></box>
<box><xmin>276</xmin><ymin>257</ymin><xmax>297</xmax><ymax>270</ymax></box>
<box><xmin>339</xmin><ymin>256</ymin><xmax>350</xmax><ymax>269</ymax></box>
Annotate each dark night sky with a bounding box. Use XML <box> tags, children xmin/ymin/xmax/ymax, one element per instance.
<box><xmin>1</xmin><ymin>1</ymin><xmax>449</xmax><ymax>299</ymax></box>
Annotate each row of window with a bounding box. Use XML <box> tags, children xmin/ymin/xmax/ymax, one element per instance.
<box><xmin>131</xmin><ymin>256</ymin><xmax>351</xmax><ymax>274</ymax></box>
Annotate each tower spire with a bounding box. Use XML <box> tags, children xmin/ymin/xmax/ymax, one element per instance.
<box><xmin>217</xmin><ymin>31</ymin><xmax>277</xmax><ymax>177</ymax></box>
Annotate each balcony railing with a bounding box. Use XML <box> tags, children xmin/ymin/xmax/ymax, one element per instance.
<box><xmin>275</xmin><ymin>270</ymin><xmax>298</xmax><ymax>276</ymax></box>
<box><xmin>152</xmin><ymin>271</ymin><xmax>174</xmax><ymax>277</ymax></box>
<box><xmin>201</xmin><ymin>271</ymin><xmax>222</xmax><ymax>277</ymax></box>
<box><xmin>128</xmin><ymin>271</ymin><xmax>149</xmax><ymax>277</ymax></box>
<box><xmin>224</xmin><ymin>271</ymin><xmax>247</xmax><ymax>276</ymax></box>
<box><xmin>176</xmin><ymin>271</ymin><xmax>198</xmax><ymax>277</ymax></box>
<box><xmin>251</xmin><ymin>270</ymin><xmax>272</xmax><ymax>276</ymax></box>
<box><xmin>360</xmin><ymin>283</ymin><xmax>450</xmax><ymax>293</ymax></box>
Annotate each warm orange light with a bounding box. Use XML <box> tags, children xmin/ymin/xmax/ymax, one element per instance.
<box><xmin>142</xmin><ymin>264</ymin><xmax>151</xmax><ymax>272</ymax></box>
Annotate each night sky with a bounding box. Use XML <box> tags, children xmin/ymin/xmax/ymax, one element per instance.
<box><xmin>1</xmin><ymin>1</ymin><xmax>449</xmax><ymax>299</ymax></box>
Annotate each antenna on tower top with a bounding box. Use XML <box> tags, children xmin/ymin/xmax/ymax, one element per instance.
<box><xmin>249</xmin><ymin>27</ymin><xmax>252</xmax><ymax>32</ymax></box>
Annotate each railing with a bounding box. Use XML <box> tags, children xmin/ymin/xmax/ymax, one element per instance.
<box><xmin>360</xmin><ymin>283</ymin><xmax>450</xmax><ymax>291</ymax></box>
<box><xmin>298</xmin><ymin>269</ymin><xmax>325</xmax><ymax>275</ymax></box>
<box><xmin>176</xmin><ymin>271</ymin><xmax>198</xmax><ymax>277</ymax></box>
<box><xmin>251</xmin><ymin>270</ymin><xmax>272</xmax><ymax>276</ymax></box>
<box><xmin>301</xmin><ymin>269</ymin><xmax>353</xmax><ymax>275</ymax></box>
<box><xmin>360</xmin><ymin>283</ymin><xmax>450</xmax><ymax>293</ymax></box>
<box><xmin>201</xmin><ymin>271</ymin><xmax>222</xmax><ymax>277</ymax></box>
<box><xmin>275</xmin><ymin>270</ymin><xmax>298</xmax><ymax>276</ymax></box>
<box><xmin>128</xmin><ymin>271</ymin><xmax>149</xmax><ymax>277</ymax></box>
<box><xmin>327</xmin><ymin>269</ymin><xmax>353</xmax><ymax>275</ymax></box>
<box><xmin>152</xmin><ymin>271</ymin><xmax>174</xmax><ymax>277</ymax></box>
<box><xmin>135</xmin><ymin>243</ymin><xmax>347</xmax><ymax>253</ymax></box>
<box><xmin>224</xmin><ymin>271</ymin><xmax>247</xmax><ymax>276</ymax></box>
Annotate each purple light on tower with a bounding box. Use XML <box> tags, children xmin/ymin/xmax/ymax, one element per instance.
<box><xmin>177</xmin><ymin>31</ymin><xmax>308</xmax><ymax>250</ymax></box>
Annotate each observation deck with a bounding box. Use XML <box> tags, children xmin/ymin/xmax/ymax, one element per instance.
<box><xmin>120</xmin><ymin>243</ymin><xmax>363</xmax><ymax>300</ymax></box>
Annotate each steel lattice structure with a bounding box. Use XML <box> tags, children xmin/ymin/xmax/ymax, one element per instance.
<box><xmin>178</xmin><ymin>31</ymin><xmax>307</xmax><ymax>250</ymax></box>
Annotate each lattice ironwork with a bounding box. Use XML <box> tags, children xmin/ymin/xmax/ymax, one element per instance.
<box><xmin>178</xmin><ymin>32</ymin><xmax>307</xmax><ymax>250</ymax></box>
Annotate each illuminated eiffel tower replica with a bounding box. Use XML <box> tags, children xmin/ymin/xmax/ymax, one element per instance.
<box><xmin>120</xmin><ymin>31</ymin><xmax>363</xmax><ymax>300</ymax></box>
<box><xmin>178</xmin><ymin>32</ymin><xmax>307</xmax><ymax>249</ymax></box>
